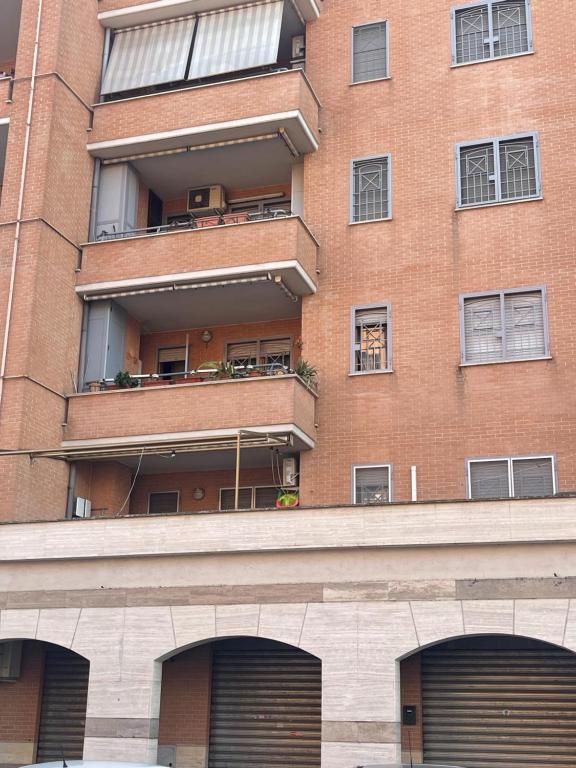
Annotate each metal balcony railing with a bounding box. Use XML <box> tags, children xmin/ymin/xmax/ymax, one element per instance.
<box><xmin>95</xmin><ymin>209</ymin><xmax>293</xmax><ymax>242</ymax></box>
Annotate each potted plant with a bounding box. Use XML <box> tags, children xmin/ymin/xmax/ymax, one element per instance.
<box><xmin>294</xmin><ymin>359</ymin><xmax>318</xmax><ymax>389</ymax></box>
<box><xmin>142</xmin><ymin>375</ymin><xmax>166</xmax><ymax>387</ymax></box>
<box><xmin>198</xmin><ymin>361</ymin><xmax>237</xmax><ymax>379</ymax></box>
<box><xmin>88</xmin><ymin>380</ymin><xmax>102</xmax><ymax>393</ymax></box>
<box><xmin>276</xmin><ymin>491</ymin><xmax>299</xmax><ymax>509</ymax></box>
<box><xmin>113</xmin><ymin>370</ymin><xmax>139</xmax><ymax>389</ymax></box>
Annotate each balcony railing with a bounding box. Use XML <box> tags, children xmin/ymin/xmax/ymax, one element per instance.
<box><xmin>95</xmin><ymin>208</ymin><xmax>292</xmax><ymax>243</ymax></box>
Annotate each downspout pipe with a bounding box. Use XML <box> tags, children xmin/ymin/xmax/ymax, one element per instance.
<box><xmin>0</xmin><ymin>0</ymin><xmax>43</xmax><ymax>413</ymax></box>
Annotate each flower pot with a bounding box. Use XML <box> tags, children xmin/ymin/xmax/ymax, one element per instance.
<box><xmin>143</xmin><ymin>379</ymin><xmax>166</xmax><ymax>387</ymax></box>
<box><xmin>88</xmin><ymin>382</ymin><xmax>101</xmax><ymax>393</ymax></box>
<box><xmin>275</xmin><ymin>495</ymin><xmax>299</xmax><ymax>509</ymax></box>
<box><xmin>195</xmin><ymin>215</ymin><xmax>221</xmax><ymax>228</ymax></box>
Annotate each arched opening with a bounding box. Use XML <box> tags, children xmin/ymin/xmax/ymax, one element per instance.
<box><xmin>0</xmin><ymin>640</ymin><xmax>89</xmax><ymax>766</ymax></box>
<box><xmin>400</xmin><ymin>634</ymin><xmax>576</xmax><ymax>768</ymax></box>
<box><xmin>158</xmin><ymin>637</ymin><xmax>321</xmax><ymax>768</ymax></box>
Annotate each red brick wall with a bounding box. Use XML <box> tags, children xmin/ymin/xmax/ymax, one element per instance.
<box><xmin>400</xmin><ymin>654</ymin><xmax>423</xmax><ymax>763</ymax></box>
<box><xmin>159</xmin><ymin>645</ymin><xmax>212</xmax><ymax>747</ymax></box>
<box><xmin>0</xmin><ymin>641</ymin><xmax>44</xmax><ymax>748</ymax></box>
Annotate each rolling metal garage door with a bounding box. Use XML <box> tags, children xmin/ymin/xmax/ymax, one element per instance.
<box><xmin>208</xmin><ymin>638</ymin><xmax>321</xmax><ymax>768</ymax></box>
<box><xmin>421</xmin><ymin>637</ymin><xmax>576</xmax><ymax>768</ymax></box>
<box><xmin>36</xmin><ymin>645</ymin><xmax>89</xmax><ymax>762</ymax></box>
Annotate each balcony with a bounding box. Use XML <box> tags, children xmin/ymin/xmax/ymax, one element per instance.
<box><xmin>79</xmin><ymin>214</ymin><xmax>318</xmax><ymax>295</ymax></box>
<box><xmin>89</xmin><ymin>69</ymin><xmax>319</xmax><ymax>158</ymax></box>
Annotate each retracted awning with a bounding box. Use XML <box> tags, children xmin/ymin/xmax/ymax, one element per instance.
<box><xmin>101</xmin><ymin>15</ymin><xmax>197</xmax><ymax>94</ymax></box>
<box><xmin>188</xmin><ymin>0</ymin><xmax>284</xmax><ymax>80</ymax></box>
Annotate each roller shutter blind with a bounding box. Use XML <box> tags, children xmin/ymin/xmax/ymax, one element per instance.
<box><xmin>36</xmin><ymin>646</ymin><xmax>89</xmax><ymax>762</ymax></box>
<box><xmin>352</xmin><ymin>157</ymin><xmax>390</xmax><ymax>222</ymax></box>
<box><xmin>208</xmin><ymin>638</ymin><xmax>321</xmax><ymax>768</ymax></box>
<box><xmin>101</xmin><ymin>16</ymin><xmax>197</xmax><ymax>95</ymax></box>
<box><xmin>220</xmin><ymin>487</ymin><xmax>253</xmax><ymax>510</ymax></box>
<box><xmin>469</xmin><ymin>460</ymin><xmax>509</xmax><ymax>499</ymax></box>
<box><xmin>158</xmin><ymin>347</ymin><xmax>187</xmax><ymax>363</ymax></box>
<box><xmin>254</xmin><ymin>486</ymin><xmax>279</xmax><ymax>508</ymax></box>
<box><xmin>512</xmin><ymin>457</ymin><xmax>554</xmax><ymax>497</ymax></box>
<box><xmin>354</xmin><ymin>466</ymin><xmax>390</xmax><ymax>504</ymax></box>
<box><xmin>352</xmin><ymin>22</ymin><xmax>387</xmax><ymax>83</ymax></box>
<box><xmin>421</xmin><ymin>637</ymin><xmax>576</xmax><ymax>768</ymax></box>
<box><xmin>354</xmin><ymin>307</ymin><xmax>389</xmax><ymax>371</ymax></box>
<box><xmin>504</xmin><ymin>291</ymin><xmax>545</xmax><ymax>359</ymax></box>
<box><xmin>188</xmin><ymin>1</ymin><xmax>284</xmax><ymax>81</ymax></box>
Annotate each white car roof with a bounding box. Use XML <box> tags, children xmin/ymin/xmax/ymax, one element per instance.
<box><xmin>20</xmin><ymin>762</ymin><xmax>166</xmax><ymax>768</ymax></box>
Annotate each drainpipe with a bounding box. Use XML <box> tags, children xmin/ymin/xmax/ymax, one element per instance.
<box><xmin>0</xmin><ymin>0</ymin><xmax>43</xmax><ymax>413</ymax></box>
<box><xmin>411</xmin><ymin>465</ymin><xmax>418</xmax><ymax>502</ymax></box>
<box><xmin>66</xmin><ymin>463</ymin><xmax>77</xmax><ymax>519</ymax></box>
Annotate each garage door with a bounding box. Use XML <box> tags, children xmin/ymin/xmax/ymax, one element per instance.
<box><xmin>421</xmin><ymin>636</ymin><xmax>576</xmax><ymax>768</ymax></box>
<box><xmin>36</xmin><ymin>644</ymin><xmax>89</xmax><ymax>762</ymax></box>
<box><xmin>208</xmin><ymin>638</ymin><xmax>321</xmax><ymax>768</ymax></box>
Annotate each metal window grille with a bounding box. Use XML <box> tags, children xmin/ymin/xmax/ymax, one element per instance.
<box><xmin>458</xmin><ymin>134</ymin><xmax>539</xmax><ymax>206</ymax></box>
<box><xmin>354</xmin><ymin>466</ymin><xmax>390</xmax><ymax>504</ymax></box>
<box><xmin>148</xmin><ymin>492</ymin><xmax>179</xmax><ymax>514</ymax></box>
<box><xmin>354</xmin><ymin>308</ymin><xmax>389</xmax><ymax>371</ymax></box>
<box><xmin>352</xmin><ymin>22</ymin><xmax>387</xmax><ymax>83</ymax></box>
<box><xmin>469</xmin><ymin>457</ymin><xmax>554</xmax><ymax>499</ymax></box>
<box><xmin>352</xmin><ymin>157</ymin><xmax>390</xmax><ymax>222</ymax></box>
<box><xmin>219</xmin><ymin>486</ymin><xmax>279</xmax><ymax>511</ymax></box>
<box><xmin>454</xmin><ymin>1</ymin><xmax>530</xmax><ymax>65</ymax></box>
<box><xmin>462</xmin><ymin>289</ymin><xmax>546</xmax><ymax>364</ymax></box>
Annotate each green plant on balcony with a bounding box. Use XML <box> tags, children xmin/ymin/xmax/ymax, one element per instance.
<box><xmin>276</xmin><ymin>491</ymin><xmax>300</xmax><ymax>508</ymax></box>
<box><xmin>113</xmin><ymin>370</ymin><xmax>139</xmax><ymax>389</ymax></box>
<box><xmin>198</xmin><ymin>361</ymin><xmax>238</xmax><ymax>380</ymax></box>
<box><xmin>294</xmin><ymin>359</ymin><xmax>318</xmax><ymax>389</ymax></box>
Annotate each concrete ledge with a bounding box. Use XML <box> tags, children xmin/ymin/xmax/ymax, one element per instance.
<box><xmin>0</xmin><ymin>498</ymin><xmax>575</xmax><ymax>563</ymax></box>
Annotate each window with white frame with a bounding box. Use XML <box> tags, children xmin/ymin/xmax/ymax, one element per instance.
<box><xmin>457</xmin><ymin>134</ymin><xmax>540</xmax><ymax>207</ymax></box>
<box><xmin>148</xmin><ymin>491</ymin><xmax>179</xmax><ymax>514</ymax></box>
<box><xmin>219</xmin><ymin>486</ymin><xmax>279</xmax><ymax>510</ymax></box>
<box><xmin>354</xmin><ymin>465</ymin><xmax>391</xmax><ymax>504</ymax></box>
<box><xmin>461</xmin><ymin>288</ymin><xmax>548</xmax><ymax>364</ymax></box>
<box><xmin>352</xmin><ymin>22</ymin><xmax>388</xmax><ymax>83</ymax></box>
<box><xmin>351</xmin><ymin>156</ymin><xmax>391</xmax><ymax>222</ymax></box>
<box><xmin>468</xmin><ymin>456</ymin><xmax>555</xmax><ymax>499</ymax></box>
<box><xmin>453</xmin><ymin>1</ymin><xmax>532</xmax><ymax>65</ymax></box>
<box><xmin>225</xmin><ymin>338</ymin><xmax>292</xmax><ymax>371</ymax></box>
<box><xmin>352</xmin><ymin>306</ymin><xmax>391</xmax><ymax>372</ymax></box>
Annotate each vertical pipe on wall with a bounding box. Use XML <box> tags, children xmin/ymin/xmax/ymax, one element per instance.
<box><xmin>0</xmin><ymin>0</ymin><xmax>43</xmax><ymax>414</ymax></box>
<box><xmin>234</xmin><ymin>432</ymin><xmax>241</xmax><ymax>509</ymax></box>
<box><xmin>411</xmin><ymin>465</ymin><xmax>417</xmax><ymax>502</ymax></box>
<box><xmin>66</xmin><ymin>464</ymin><xmax>77</xmax><ymax>519</ymax></box>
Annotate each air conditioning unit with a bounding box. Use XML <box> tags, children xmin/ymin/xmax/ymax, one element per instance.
<box><xmin>282</xmin><ymin>457</ymin><xmax>298</xmax><ymax>487</ymax></box>
<box><xmin>0</xmin><ymin>641</ymin><xmax>22</xmax><ymax>680</ymax></box>
<box><xmin>187</xmin><ymin>185</ymin><xmax>226</xmax><ymax>214</ymax></box>
<box><xmin>74</xmin><ymin>497</ymin><xmax>92</xmax><ymax>518</ymax></box>
<box><xmin>292</xmin><ymin>35</ymin><xmax>305</xmax><ymax>59</ymax></box>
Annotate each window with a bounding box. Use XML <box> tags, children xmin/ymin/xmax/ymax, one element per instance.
<box><xmin>353</xmin><ymin>465</ymin><xmax>391</xmax><ymax>504</ymax></box>
<box><xmin>468</xmin><ymin>456</ymin><xmax>555</xmax><ymax>499</ymax></box>
<box><xmin>461</xmin><ymin>288</ymin><xmax>548</xmax><ymax>364</ymax></box>
<box><xmin>352</xmin><ymin>22</ymin><xmax>388</xmax><ymax>83</ymax></box>
<box><xmin>352</xmin><ymin>305</ymin><xmax>391</xmax><ymax>373</ymax></box>
<box><xmin>452</xmin><ymin>1</ymin><xmax>532</xmax><ymax>65</ymax></box>
<box><xmin>226</xmin><ymin>338</ymin><xmax>292</xmax><ymax>371</ymax></box>
<box><xmin>158</xmin><ymin>347</ymin><xmax>187</xmax><ymax>379</ymax></box>
<box><xmin>351</xmin><ymin>156</ymin><xmax>391</xmax><ymax>222</ymax></box>
<box><xmin>219</xmin><ymin>486</ymin><xmax>279</xmax><ymax>510</ymax></box>
<box><xmin>457</xmin><ymin>134</ymin><xmax>540</xmax><ymax>207</ymax></box>
<box><xmin>148</xmin><ymin>492</ymin><xmax>179</xmax><ymax>514</ymax></box>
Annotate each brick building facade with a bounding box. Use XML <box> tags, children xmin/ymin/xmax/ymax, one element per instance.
<box><xmin>0</xmin><ymin>1</ymin><xmax>575</xmax><ymax>767</ymax></box>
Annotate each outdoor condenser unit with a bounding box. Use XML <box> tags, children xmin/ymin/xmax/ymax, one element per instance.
<box><xmin>187</xmin><ymin>185</ymin><xmax>226</xmax><ymax>214</ymax></box>
<box><xmin>282</xmin><ymin>457</ymin><xmax>298</xmax><ymax>487</ymax></box>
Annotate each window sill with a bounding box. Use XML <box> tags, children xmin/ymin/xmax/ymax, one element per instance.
<box><xmin>451</xmin><ymin>50</ymin><xmax>534</xmax><ymax>69</ymax></box>
<box><xmin>456</xmin><ymin>196</ymin><xmax>542</xmax><ymax>211</ymax></box>
<box><xmin>349</xmin><ymin>369</ymin><xmax>394</xmax><ymax>377</ymax></box>
<box><xmin>460</xmin><ymin>355</ymin><xmax>552</xmax><ymax>368</ymax></box>
<box><xmin>349</xmin><ymin>217</ymin><xmax>392</xmax><ymax>226</ymax></box>
<box><xmin>349</xmin><ymin>76</ymin><xmax>391</xmax><ymax>86</ymax></box>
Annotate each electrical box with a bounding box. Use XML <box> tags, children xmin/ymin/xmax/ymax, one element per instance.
<box><xmin>282</xmin><ymin>457</ymin><xmax>298</xmax><ymax>487</ymax></box>
<box><xmin>187</xmin><ymin>185</ymin><xmax>226</xmax><ymax>214</ymax></box>
<box><xmin>75</xmin><ymin>497</ymin><xmax>92</xmax><ymax>518</ymax></box>
<box><xmin>402</xmin><ymin>704</ymin><xmax>418</xmax><ymax>726</ymax></box>
<box><xmin>0</xmin><ymin>641</ymin><xmax>22</xmax><ymax>680</ymax></box>
<box><xmin>292</xmin><ymin>35</ymin><xmax>305</xmax><ymax>58</ymax></box>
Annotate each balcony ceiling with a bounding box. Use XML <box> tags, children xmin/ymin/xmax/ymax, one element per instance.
<box><xmin>132</xmin><ymin>136</ymin><xmax>293</xmax><ymax>200</ymax></box>
<box><xmin>95</xmin><ymin>444</ymin><xmax>296</xmax><ymax>474</ymax></box>
<box><xmin>110</xmin><ymin>278</ymin><xmax>301</xmax><ymax>332</ymax></box>
<box><xmin>98</xmin><ymin>0</ymin><xmax>320</xmax><ymax>27</ymax></box>
<box><xmin>0</xmin><ymin>0</ymin><xmax>21</xmax><ymax>61</ymax></box>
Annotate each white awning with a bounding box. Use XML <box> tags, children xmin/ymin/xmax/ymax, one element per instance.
<box><xmin>188</xmin><ymin>0</ymin><xmax>284</xmax><ymax>80</ymax></box>
<box><xmin>101</xmin><ymin>15</ymin><xmax>197</xmax><ymax>95</ymax></box>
